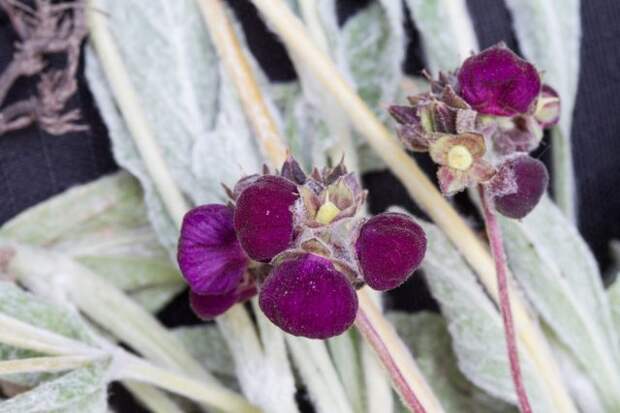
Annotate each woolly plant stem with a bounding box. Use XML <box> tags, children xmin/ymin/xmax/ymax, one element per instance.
<box><xmin>246</xmin><ymin>1</ymin><xmax>577</xmax><ymax>412</ymax></box>
<box><xmin>479</xmin><ymin>186</ymin><xmax>532</xmax><ymax>413</ymax></box>
<box><xmin>199</xmin><ymin>2</ymin><xmax>443</xmax><ymax>412</ymax></box>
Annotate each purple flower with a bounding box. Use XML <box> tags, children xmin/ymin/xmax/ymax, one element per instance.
<box><xmin>491</xmin><ymin>155</ymin><xmax>549</xmax><ymax>219</ymax></box>
<box><xmin>191</xmin><ymin>284</ymin><xmax>257</xmax><ymax>320</ymax></box>
<box><xmin>234</xmin><ymin>175</ymin><xmax>299</xmax><ymax>262</ymax></box>
<box><xmin>259</xmin><ymin>253</ymin><xmax>358</xmax><ymax>339</ymax></box>
<box><xmin>458</xmin><ymin>45</ymin><xmax>541</xmax><ymax>116</ymax></box>
<box><xmin>355</xmin><ymin>213</ymin><xmax>427</xmax><ymax>290</ymax></box>
<box><xmin>178</xmin><ymin>205</ymin><xmax>249</xmax><ymax>295</ymax></box>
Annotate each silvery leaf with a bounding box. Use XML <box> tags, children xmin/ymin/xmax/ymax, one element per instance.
<box><xmin>389</xmin><ymin>311</ymin><xmax>515</xmax><ymax>413</ymax></box>
<box><xmin>0</xmin><ymin>173</ymin><xmax>183</xmax><ymax>313</ymax></box>
<box><xmin>172</xmin><ymin>325</ymin><xmax>236</xmax><ymax>388</ymax></box>
<box><xmin>270</xmin><ymin>82</ymin><xmax>333</xmax><ymax>170</ymax></box>
<box><xmin>327</xmin><ymin>331</ymin><xmax>364</xmax><ymax>413</ymax></box>
<box><xmin>86</xmin><ymin>0</ymin><xmax>265</xmax><ymax>250</ymax></box>
<box><xmin>0</xmin><ymin>363</ymin><xmax>108</xmax><ymax>413</ymax></box>
<box><xmin>500</xmin><ymin>196</ymin><xmax>620</xmax><ymax>408</ymax></box>
<box><xmin>409</xmin><ymin>217</ymin><xmax>554</xmax><ymax>411</ymax></box>
<box><xmin>339</xmin><ymin>1</ymin><xmax>405</xmax><ymax>118</ymax></box>
<box><xmin>0</xmin><ymin>282</ymin><xmax>98</xmax><ymax>387</ymax></box>
<box><xmin>405</xmin><ymin>0</ymin><xmax>479</xmax><ymax>72</ymax></box>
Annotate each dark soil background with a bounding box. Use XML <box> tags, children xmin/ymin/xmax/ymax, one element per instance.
<box><xmin>1</xmin><ymin>0</ymin><xmax>620</xmax><ymax>411</ymax></box>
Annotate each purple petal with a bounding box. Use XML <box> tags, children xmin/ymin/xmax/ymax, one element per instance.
<box><xmin>259</xmin><ymin>254</ymin><xmax>358</xmax><ymax>339</ymax></box>
<box><xmin>355</xmin><ymin>213</ymin><xmax>427</xmax><ymax>291</ymax></box>
<box><xmin>177</xmin><ymin>205</ymin><xmax>248</xmax><ymax>295</ymax></box>
<box><xmin>234</xmin><ymin>175</ymin><xmax>298</xmax><ymax>262</ymax></box>
<box><xmin>458</xmin><ymin>45</ymin><xmax>541</xmax><ymax>116</ymax></box>
<box><xmin>190</xmin><ymin>290</ymin><xmax>238</xmax><ymax>320</ymax></box>
<box><xmin>492</xmin><ymin>155</ymin><xmax>549</xmax><ymax>219</ymax></box>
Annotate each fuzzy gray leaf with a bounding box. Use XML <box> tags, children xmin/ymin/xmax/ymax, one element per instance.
<box><xmin>86</xmin><ymin>0</ymin><xmax>266</xmax><ymax>250</ymax></box>
<box><xmin>0</xmin><ymin>363</ymin><xmax>108</xmax><ymax>413</ymax></box>
<box><xmin>0</xmin><ymin>173</ymin><xmax>183</xmax><ymax>313</ymax></box>
<box><xmin>500</xmin><ymin>196</ymin><xmax>620</xmax><ymax>408</ymax></box>
<box><xmin>405</xmin><ymin>0</ymin><xmax>479</xmax><ymax>73</ymax></box>
<box><xmin>390</xmin><ymin>311</ymin><xmax>515</xmax><ymax>413</ymax></box>
<box><xmin>172</xmin><ymin>325</ymin><xmax>237</xmax><ymax>388</ymax></box>
<box><xmin>340</xmin><ymin>1</ymin><xmax>405</xmax><ymax>117</ymax></box>
<box><xmin>411</xmin><ymin>218</ymin><xmax>554</xmax><ymax>411</ymax></box>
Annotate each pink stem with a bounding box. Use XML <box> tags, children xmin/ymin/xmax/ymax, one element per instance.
<box><xmin>355</xmin><ymin>306</ymin><xmax>427</xmax><ymax>413</ymax></box>
<box><xmin>479</xmin><ymin>186</ymin><xmax>532</xmax><ymax>413</ymax></box>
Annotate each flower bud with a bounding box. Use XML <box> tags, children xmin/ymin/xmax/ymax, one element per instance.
<box><xmin>355</xmin><ymin>213</ymin><xmax>426</xmax><ymax>290</ymax></box>
<box><xmin>259</xmin><ymin>253</ymin><xmax>358</xmax><ymax>339</ymax></box>
<box><xmin>177</xmin><ymin>205</ymin><xmax>248</xmax><ymax>295</ymax></box>
<box><xmin>234</xmin><ymin>175</ymin><xmax>298</xmax><ymax>262</ymax></box>
<box><xmin>491</xmin><ymin>155</ymin><xmax>549</xmax><ymax>219</ymax></box>
<box><xmin>534</xmin><ymin>85</ymin><xmax>561</xmax><ymax>128</ymax></box>
<box><xmin>458</xmin><ymin>44</ymin><xmax>541</xmax><ymax>116</ymax></box>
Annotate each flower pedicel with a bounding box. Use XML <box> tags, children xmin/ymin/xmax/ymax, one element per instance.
<box><xmin>390</xmin><ymin>43</ymin><xmax>562</xmax><ymax>413</ymax></box>
<box><xmin>177</xmin><ymin>158</ymin><xmax>427</xmax><ymax>339</ymax></box>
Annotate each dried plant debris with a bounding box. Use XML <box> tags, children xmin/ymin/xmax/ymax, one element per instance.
<box><xmin>0</xmin><ymin>0</ymin><xmax>87</xmax><ymax>136</ymax></box>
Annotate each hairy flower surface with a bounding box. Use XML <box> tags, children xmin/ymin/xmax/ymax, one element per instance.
<box><xmin>355</xmin><ymin>213</ymin><xmax>427</xmax><ymax>290</ymax></box>
<box><xmin>458</xmin><ymin>45</ymin><xmax>541</xmax><ymax>116</ymax></box>
<box><xmin>177</xmin><ymin>158</ymin><xmax>428</xmax><ymax>338</ymax></box>
<box><xmin>389</xmin><ymin>44</ymin><xmax>555</xmax><ymax>218</ymax></box>
<box><xmin>259</xmin><ymin>253</ymin><xmax>358</xmax><ymax>339</ymax></box>
<box><xmin>234</xmin><ymin>175</ymin><xmax>298</xmax><ymax>262</ymax></box>
<box><xmin>178</xmin><ymin>205</ymin><xmax>248</xmax><ymax>295</ymax></box>
<box><xmin>491</xmin><ymin>155</ymin><xmax>549</xmax><ymax>219</ymax></box>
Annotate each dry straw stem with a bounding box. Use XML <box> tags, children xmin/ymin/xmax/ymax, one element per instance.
<box><xmin>196</xmin><ymin>0</ymin><xmax>288</xmax><ymax>165</ymax></box>
<box><xmin>247</xmin><ymin>0</ymin><xmax>577</xmax><ymax>412</ymax></box>
<box><xmin>198</xmin><ymin>2</ymin><xmax>443</xmax><ymax>412</ymax></box>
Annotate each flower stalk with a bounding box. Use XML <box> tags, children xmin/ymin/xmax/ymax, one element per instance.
<box><xmin>246</xmin><ymin>1</ymin><xmax>576</xmax><ymax>411</ymax></box>
<box><xmin>197</xmin><ymin>2</ymin><xmax>443</xmax><ymax>412</ymax></box>
<box><xmin>479</xmin><ymin>186</ymin><xmax>532</xmax><ymax>413</ymax></box>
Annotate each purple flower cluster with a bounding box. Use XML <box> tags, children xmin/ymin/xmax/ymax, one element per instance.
<box><xmin>177</xmin><ymin>158</ymin><xmax>426</xmax><ymax>339</ymax></box>
<box><xmin>390</xmin><ymin>44</ymin><xmax>559</xmax><ymax>219</ymax></box>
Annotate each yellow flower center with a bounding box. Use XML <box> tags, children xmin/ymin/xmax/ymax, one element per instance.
<box><xmin>447</xmin><ymin>145</ymin><xmax>473</xmax><ymax>171</ymax></box>
<box><xmin>315</xmin><ymin>201</ymin><xmax>341</xmax><ymax>225</ymax></box>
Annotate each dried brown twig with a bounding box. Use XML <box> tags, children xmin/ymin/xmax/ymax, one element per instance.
<box><xmin>0</xmin><ymin>0</ymin><xmax>87</xmax><ymax>136</ymax></box>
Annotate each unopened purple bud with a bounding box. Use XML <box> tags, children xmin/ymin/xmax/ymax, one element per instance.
<box><xmin>259</xmin><ymin>253</ymin><xmax>358</xmax><ymax>339</ymax></box>
<box><xmin>492</xmin><ymin>155</ymin><xmax>549</xmax><ymax>219</ymax></box>
<box><xmin>458</xmin><ymin>45</ymin><xmax>541</xmax><ymax>116</ymax></box>
<box><xmin>177</xmin><ymin>205</ymin><xmax>248</xmax><ymax>295</ymax></box>
<box><xmin>355</xmin><ymin>213</ymin><xmax>427</xmax><ymax>291</ymax></box>
<box><xmin>534</xmin><ymin>85</ymin><xmax>561</xmax><ymax>128</ymax></box>
<box><xmin>234</xmin><ymin>175</ymin><xmax>298</xmax><ymax>262</ymax></box>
